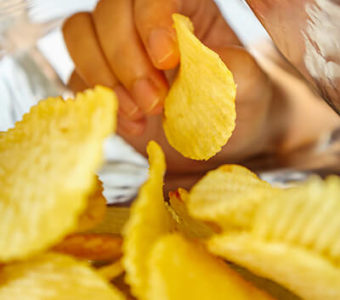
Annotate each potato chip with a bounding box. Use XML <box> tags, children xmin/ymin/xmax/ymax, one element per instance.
<box><xmin>122</xmin><ymin>141</ymin><xmax>174</xmax><ymax>299</ymax></box>
<box><xmin>147</xmin><ymin>233</ymin><xmax>273</xmax><ymax>300</ymax></box>
<box><xmin>77</xmin><ymin>176</ymin><xmax>107</xmax><ymax>232</ymax></box>
<box><xmin>188</xmin><ymin>164</ymin><xmax>274</xmax><ymax>230</ymax></box>
<box><xmin>0</xmin><ymin>86</ymin><xmax>117</xmax><ymax>262</ymax></box>
<box><xmin>53</xmin><ymin>233</ymin><xmax>122</xmax><ymax>261</ymax></box>
<box><xmin>167</xmin><ymin>188</ymin><xmax>216</xmax><ymax>239</ymax></box>
<box><xmin>163</xmin><ymin>14</ymin><xmax>236</xmax><ymax>160</ymax></box>
<box><xmin>89</xmin><ymin>206</ymin><xmax>130</xmax><ymax>235</ymax></box>
<box><xmin>0</xmin><ymin>252</ymin><xmax>125</xmax><ymax>299</ymax></box>
<box><xmin>98</xmin><ymin>260</ymin><xmax>124</xmax><ymax>281</ymax></box>
<box><xmin>208</xmin><ymin>176</ymin><xmax>340</xmax><ymax>300</ymax></box>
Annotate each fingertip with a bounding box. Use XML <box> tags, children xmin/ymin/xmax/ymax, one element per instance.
<box><xmin>147</xmin><ymin>28</ymin><xmax>179</xmax><ymax>70</ymax></box>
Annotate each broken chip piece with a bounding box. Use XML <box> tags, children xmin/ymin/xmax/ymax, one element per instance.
<box><xmin>163</xmin><ymin>14</ymin><xmax>236</xmax><ymax>160</ymax></box>
<box><xmin>0</xmin><ymin>86</ymin><xmax>117</xmax><ymax>262</ymax></box>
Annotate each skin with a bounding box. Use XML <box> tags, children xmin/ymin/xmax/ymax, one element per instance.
<box><xmin>63</xmin><ymin>0</ymin><xmax>340</xmax><ymax>188</ymax></box>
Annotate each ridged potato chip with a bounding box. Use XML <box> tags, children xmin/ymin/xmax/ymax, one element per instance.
<box><xmin>0</xmin><ymin>252</ymin><xmax>124</xmax><ymax>299</ymax></box>
<box><xmin>0</xmin><ymin>86</ymin><xmax>117</xmax><ymax>262</ymax></box>
<box><xmin>53</xmin><ymin>233</ymin><xmax>122</xmax><ymax>261</ymax></box>
<box><xmin>208</xmin><ymin>176</ymin><xmax>340</xmax><ymax>300</ymax></box>
<box><xmin>188</xmin><ymin>165</ymin><xmax>274</xmax><ymax>230</ymax></box>
<box><xmin>77</xmin><ymin>176</ymin><xmax>107</xmax><ymax>232</ymax></box>
<box><xmin>147</xmin><ymin>233</ymin><xmax>273</xmax><ymax>300</ymax></box>
<box><xmin>163</xmin><ymin>14</ymin><xmax>236</xmax><ymax>160</ymax></box>
<box><xmin>122</xmin><ymin>141</ymin><xmax>174</xmax><ymax>299</ymax></box>
<box><xmin>167</xmin><ymin>188</ymin><xmax>215</xmax><ymax>239</ymax></box>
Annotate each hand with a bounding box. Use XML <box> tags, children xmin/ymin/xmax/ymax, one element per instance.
<box><xmin>62</xmin><ymin>0</ymin><xmax>339</xmax><ymax>178</ymax></box>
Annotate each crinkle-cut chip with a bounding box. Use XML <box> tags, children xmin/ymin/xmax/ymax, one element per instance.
<box><xmin>0</xmin><ymin>252</ymin><xmax>125</xmax><ymax>300</ymax></box>
<box><xmin>167</xmin><ymin>188</ymin><xmax>216</xmax><ymax>239</ymax></box>
<box><xmin>89</xmin><ymin>206</ymin><xmax>130</xmax><ymax>235</ymax></box>
<box><xmin>163</xmin><ymin>14</ymin><xmax>236</xmax><ymax>160</ymax></box>
<box><xmin>0</xmin><ymin>86</ymin><xmax>117</xmax><ymax>262</ymax></box>
<box><xmin>208</xmin><ymin>233</ymin><xmax>340</xmax><ymax>300</ymax></box>
<box><xmin>188</xmin><ymin>165</ymin><xmax>274</xmax><ymax>230</ymax></box>
<box><xmin>147</xmin><ymin>233</ymin><xmax>273</xmax><ymax>300</ymax></box>
<box><xmin>122</xmin><ymin>141</ymin><xmax>174</xmax><ymax>299</ymax></box>
<box><xmin>98</xmin><ymin>260</ymin><xmax>124</xmax><ymax>281</ymax></box>
<box><xmin>53</xmin><ymin>233</ymin><xmax>122</xmax><ymax>261</ymax></box>
<box><xmin>77</xmin><ymin>176</ymin><xmax>107</xmax><ymax>232</ymax></box>
<box><xmin>252</xmin><ymin>176</ymin><xmax>340</xmax><ymax>263</ymax></box>
<box><xmin>207</xmin><ymin>175</ymin><xmax>340</xmax><ymax>300</ymax></box>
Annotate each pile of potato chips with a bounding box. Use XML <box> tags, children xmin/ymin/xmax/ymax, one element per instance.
<box><xmin>0</xmin><ymin>13</ymin><xmax>339</xmax><ymax>300</ymax></box>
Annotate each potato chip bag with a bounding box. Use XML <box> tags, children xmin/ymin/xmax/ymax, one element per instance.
<box><xmin>208</xmin><ymin>176</ymin><xmax>340</xmax><ymax>300</ymax></box>
<box><xmin>188</xmin><ymin>164</ymin><xmax>274</xmax><ymax>230</ymax></box>
<box><xmin>167</xmin><ymin>188</ymin><xmax>215</xmax><ymax>239</ymax></box>
<box><xmin>77</xmin><ymin>176</ymin><xmax>107</xmax><ymax>232</ymax></box>
<box><xmin>147</xmin><ymin>233</ymin><xmax>273</xmax><ymax>300</ymax></box>
<box><xmin>163</xmin><ymin>14</ymin><xmax>236</xmax><ymax>160</ymax></box>
<box><xmin>0</xmin><ymin>252</ymin><xmax>124</xmax><ymax>299</ymax></box>
<box><xmin>122</xmin><ymin>141</ymin><xmax>174</xmax><ymax>299</ymax></box>
<box><xmin>0</xmin><ymin>86</ymin><xmax>117</xmax><ymax>262</ymax></box>
<box><xmin>53</xmin><ymin>233</ymin><xmax>122</xmax><ymax>261</ymax></box>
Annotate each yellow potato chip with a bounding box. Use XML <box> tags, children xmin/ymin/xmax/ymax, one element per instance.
<box><xmin>167</xmin><ymin>188</ymin><xmax>216</xmax><ymax>239</ymax></box>
<box><xmin>98</xmin><ymin>260</ymin><xmax>124</xmax><ymax>281</ymax></box>
<box><xmin>53</xmin><ymin>233</ymin><xmax>122</xmax><ymax>261</ymax></box>
<box><xmin>163</xmin><ymin>14</ymin><xmax>236</xmax><ymax>160</ymax></box>
<box><xmin>122</xmin><ymin>141</ymin><xmax>174</xmax><ymax>299</ymax></box>
<box><xmin>188</xmin><ymin>164</ymin><xmax>274</xmax><ymax>230</ymax></box>
<box><xmin>77</xmin><ymin>176</ymin><xmax>107</xmax><ymax>232</ymax></box>
<box><xmin>147</xmin><ymin>233</ymin><xmax>273</xmax><ymax>300</ymax></box>
<box><xmin>208</xmin><ymin>176</ymin><xmax>340</xmax><ymax>300</ymax></box>
<box><xmin>0</xmin><ymin>86</ymin><xmax>117</xmax><ymax>262</ymax></box>
<box><xmin>89</xmin><ymin>206</ymin><xmax>130</xmax><ymax>235</ymax></box>
<box><xmin>0</xmin><ymin>252</ymin><xmax>125</xmax><ymax>299</ymax></box>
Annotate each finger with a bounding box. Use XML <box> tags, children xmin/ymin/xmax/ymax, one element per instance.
<box><xmin>93</xmin><ymin>0</ymin><xmax>168</xmax><ymax>115</ymax></box>
<box><xmin>134</xmin><ymin>0</ymin><xmax>180</xmax><ymax>70</ymax></box>
<box><xmin>117</xmin><ymin>116</ymin><xmax>147</xmax><ymax>136</ymax></box>
<box><xmin>63</xmin><ymin>13</ymin><xmax>142</xmax><ymax>121</ymax></box>
<box><xmin>62</xmin><ymin>12</ymin><xmax>117</xmax><ymax>88</ymax></box>
<box><xmin>67</xmin><ymin>70</ymin><xmax>88</xmax><ymax>93</ymax></box>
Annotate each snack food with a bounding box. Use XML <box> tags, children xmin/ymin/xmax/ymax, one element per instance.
<box><xmin>188</xmin><ymin>164</ymin><xmax>274</xmax><ymax>230</ymax></box>
<box><xmin>163</xmin><ymin>14</ymin><xmax>236</xmax><ymax>160</ymax></box>
<box><xmin>0</xmin><ymin>86</ymin><xmax>117</xmax><ymax>262</ymax></box>
<box><xmin>207</xmin><ymin>176</ymin><xmax>340</xmax><ymax>300</ymax></box>
<box><xmin>147</xmin><ymin>233</ymin><xmax>273</xmax><ymax>300</ymax></box>
<box><xmin>122</xmin><ymin>141</ymin><xmax>174</xmax><ymax>299</ymax></box>
<box><xmin>0</xmin><ymin>253</ymin><xmax>125</xmax><ymax>300</ymax></box>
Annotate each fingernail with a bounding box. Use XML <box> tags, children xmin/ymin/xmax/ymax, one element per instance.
<box><xmin>148</xmin><ymin>28</ymin><xmax>178</xmax><ymax>69</ymax></box>
<box><xmin>114</xmin><ymin>85</ymin><xmax>143</xmax><ymax>120</ymax></box>
<box><xmin>132</xmin><ymin>78</ymin><xmax>162</xmax><ymax>114</ymax></box>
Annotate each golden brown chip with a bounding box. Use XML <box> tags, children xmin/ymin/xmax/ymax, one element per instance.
<box><xmin>188</xmin><ymin>164</ymin><xmax>274</xmax><ymax>230</ymax></box>
<box><xmin>0</xmin><ymin>86</ymin><xmax>117</xmax><ymax>262</ymax></box>
<box><xmin>77</xmin><ymin>176</ymin><xmax>107</xmax><ymax>232</ymax></box>
<box><xmin>0</xmin><ymin>252</ymin><xmax>125</xmax><ymax>299</ymax></box>
<box><xmin>98</xmin><ymin>260</ymin><xmax>124</xmax><ymax>281</ymax></box>
<box><xmin>53</xmin><ymin>233</ymin><xmax>122</xmax><ymax>261</ymax></box>
<box><xmin>167</xmin><ymin>188</ymin><xmax>216</xmax><ymax>239</ymax></box>
<box><xmin>89</xmin><ymin>206</ymin><xmax>130</xmax><ymax>235</ymax></box>
<box><xmin>208</xmin><ymin>176</ymin><xmax>340</xmax><ymax>300</ymax></box>
<box><xmin>163</xmin><ymin>14</ymin><xmax>236</xmax><ymax>160</ymax></box>
<box><xmin>147</xmin><ymin>233</ymin><xmax>273</xmax><ymax>300</ymax></box>
<box><xmin>122</xmin><ymin>141</ymin><xmax>174</xmax><ymax>299</ymax></box>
